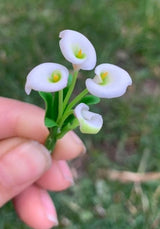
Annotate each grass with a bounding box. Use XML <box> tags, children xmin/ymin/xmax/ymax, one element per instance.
<box><xmin>1</xmin><ymin>0</ymin><xmax>160</xmax><ymax>228</ymax></box>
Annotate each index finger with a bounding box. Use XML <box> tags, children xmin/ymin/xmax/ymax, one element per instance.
<box><xmin>0</xmin><ymin>97</ymin><xmax>86</xmax><ymax>159</ymax></box>
<box><xmin>0</xmin><ymin>97</ymin><xmax>47</xmax><ymax>142</ymax></box>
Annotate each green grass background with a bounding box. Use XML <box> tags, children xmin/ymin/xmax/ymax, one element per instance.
<box><xmin>1</xmin><ymin>0</ymin><xmax>160</xmax><ymax>228</ymax></box>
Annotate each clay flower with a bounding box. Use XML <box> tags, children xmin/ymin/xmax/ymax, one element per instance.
<box><xmin>85</xmin><ymin>63</ymin><xmax>132</xmax><ymax>98</ymax></box>
<box><xmin>59</xmin><ymin>30</ymin><xmax>96</xmax><ymax>70</ymax></box>
<box><xmin>74</xmin><ymin>103</ymin><xmax>103</xmax><ymax>134</ymax></box>
<box><xmin>25</xmin><ymin>30</ymin><xmax>133</xmax><ymax>152</ymax></box>
<box><xmin>25</xmin><ymin>63</ymin><xmax>69</xmax><ymax>94</ymax></box>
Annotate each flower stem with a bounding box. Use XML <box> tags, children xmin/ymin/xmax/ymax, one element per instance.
<box><xmin>57</xmin><ymin>89</ymin><xmax>63</xmax><ymax>123</ymax></box>
<box><xmin>65</xmin><ymin>88</ymin><xmax>88</xmax><ymax>112</ymax></box>
<box><xmin>58</xmin><ymin>88</ymin><xmax>88</xmax><ymax>128</ymax></box>
<box><xmin>45</xmin><ymin>127</ymin><xmax>58</xmax><ymax>152</ymax></box>
<box><xmin>59</xmin><ymin>110</ymin><xmax>73</xmax><ymax>128</ymax></box>
<box><xmin>63</xmin><ymin>70</ymin><xmax>79</xmax><ymax>110</ymax></box>
<box><xmin>57</xmin><ymin>119</ymin><xmax>79</xmax><ymax>139</ymax></box>
<box><xmin>44</xmin><ymin>73</ymin><xmax>88</xmax><ymax>152</ymax></box>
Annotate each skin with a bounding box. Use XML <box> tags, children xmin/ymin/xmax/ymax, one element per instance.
<box><xmin>0</xmin><ymin>97</ymin><xmax>86</xmax><ymax>229</ymax></box>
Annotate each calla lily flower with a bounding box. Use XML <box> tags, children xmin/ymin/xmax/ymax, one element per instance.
<box><xmin>85</xmin><ymin>63</ymin><xmax>132</xmax><ymax>98</ymax></box>
<box><xmin>25</xmin><ymin>63</ymin><xmax>69</xmax><ymax>94</ymax></box>
<box><xmin>59</xmin><ymin>30</ymin><xmax>97</xmax><ymax>70</ymax></box>
<box><xmin>74</xmin><ymin>103</ymin><xmax>103</xmax><ymax>134</ymax></box>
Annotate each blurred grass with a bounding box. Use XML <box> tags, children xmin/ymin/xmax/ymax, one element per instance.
<box><xmin>1</xmin><ymin>0</ymin><xmax>160</xmax><ymax>228</ymax></box>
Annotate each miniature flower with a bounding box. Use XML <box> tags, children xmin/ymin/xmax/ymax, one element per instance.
<box><xmin>25</xmin><ymin>63</ymin><xmax>69</xmax><ymax>94</ymax></box>
<box><xmin>85</xmin><ymin>63</ymin><xmax>132</xmax><ymax>98</ymax></box>
<box><xmin>74</xmin><ymin>103</ymin><xmax>103</xmax><ymax>134</ymax></box>
<box><xmin>59</xmin><ymin>30</ymin><xmax>96</xmax><ymax>70</ymax></box>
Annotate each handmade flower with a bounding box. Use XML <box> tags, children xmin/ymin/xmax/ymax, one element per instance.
<box><xmin>74</xmin><ymin>103</ymin><xmax>103</xmax><ymax>134</ymax></box>
<box><xmin>85</xmin><ymin>63</ymin><xmax>132</xmax><ymax>98</ymax></box>
<box><xmin>25</xmin><ymin>63</ymin><xmax>69</xmax><ymax>94</ymax></box>
<box><xmin>25</xmin><ymin>30</ymin><xmax>133</xmax><ymax>152</ymax></box>
<box><xmin>59</xmin><ymin>30</ymin><xmax>96</xmax><ymax>70</ymax></box>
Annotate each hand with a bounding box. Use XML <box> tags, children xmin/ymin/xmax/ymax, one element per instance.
<box><xmin>0</xmin><ymin>97</ymin><xmax>86</xmax><ymax>229</ymax></box>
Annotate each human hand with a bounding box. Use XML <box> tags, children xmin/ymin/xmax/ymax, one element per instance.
<box><xmin>0</xmin><ymin>97</ymin><xmax>86</xmax><ymax>229</ymax></box>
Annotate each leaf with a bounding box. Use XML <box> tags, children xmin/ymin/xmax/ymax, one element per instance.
<box><xmin>80</xmin><ymin>95</ymin><xmax>100</xmax><ymax>105</ymax></box>
<box><xmin>58</xmin><ymin>117</ymin><xmax>79</xmax><ymax>139</ymax></box>
<box><xmin>39</xmin><ymin>91</ymin><xmax>58</xmax><ymax>128</ymax></box>
<box><xmin>45</xmin><ymin>117</ymin><xmax>58</xmax><ymax>128</ymax></box>
<box><xmin>63</xmin><ymin>113</ymin><xmax>75</xmax><ymax>125</ymax></box>
<box><xmin>39</xmin><ymin>91</ymin><xmax>54</xmax><ymax>118</ymax></box>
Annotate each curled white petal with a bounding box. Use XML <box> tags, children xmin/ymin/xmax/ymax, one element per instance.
<box><xmin>86</xmin><ymin>63</ymin><xmax>132</xmax><ymax>98</ymax></box>
<box><xmin>25</xmin><ymin>63</ymin><xmax>69</xmax><ymax>94</ymax></box>
<box><xmin>74</xmin><ymin>103</ymin><xmax>103</xmax><ymax>134</ymax></box>
<box><xmin>59</xmin><ymin>30</ymin><xmax>96</xmax><ymax>70</ymax></box>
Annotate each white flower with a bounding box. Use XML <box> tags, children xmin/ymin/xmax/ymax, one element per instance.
<box><xmin>86</xmin><ymin>63</ymin><xmax>132</xmax><ymax>98</ymax></box>
<box><xmin>25</xmin><ymin>63</ymin><xmax>69</xmax><ymax>94</ymax></box>
<box><xmin>59</xmin><ymin>30</ymin><xmax>96</xmax><ymax>70</ymax></box>
<box><xmin>74</xmin><ymin>103</ymin><xmax>103</xmax><ymax>134</ymax></box>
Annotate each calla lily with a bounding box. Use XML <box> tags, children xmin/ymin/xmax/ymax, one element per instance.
<box><xmin>59</xmin><ymin>30</ymin><xmax>96</xmax><ymax>70</ymax></box>
<box><xmin>74</xmin><ymin>103</ymin><xmax>103</xmax><ymax>134</ymax></box>
<box><xmin>25</xmin><ymin>63</ymin><xmax>69</xmax><ymax>94</ymax></box>
<box><xmin>85</xmin><ymin>63</ymin><xmax>132</xmax><ymax>98</ymax></box>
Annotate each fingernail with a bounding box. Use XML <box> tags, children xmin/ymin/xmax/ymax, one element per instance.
<box><xmin>70</xmin><ymin>131</ymin><xmax>86</xmax><ymax>155</ymax></box>
<box><xmin>57</xmin><ymin>161</ymin><xmax>74</xmax><ymax>185</ymax></box>
<box><xmin>40</xmin><ymin>189</ymin><xmax>59</xmax><ymax>226</ymax></box>
<box><xmin>0</xmin><ymin>141</ymin><xmax>52</xmax><ymax>187</ymax></box>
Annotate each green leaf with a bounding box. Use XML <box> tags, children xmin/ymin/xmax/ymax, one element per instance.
<box><xmin>58</xmin><ymin>117</ymin><xmax>79</xmax><ymax>139</ymax></box>
<box><xmin>39</xmin><ymin>91</ymin><xmax>58</xmax><ymax>128</ymax></box>
<box><xmin>45</xmin><ymin>118</ymin><xmax>58</xmax><ymax>128</ymax></box>
<box><xmin>63</xmin><ymin>113</ymin><xmax>75</xmax><ymax>126</ymax></box>
<box><xmin>39</xmin><ymin>91</ymin><xmax>54</xmax><ymax>118</ymax></box>
<box><xmin>80</xmin><ymin>95</ymin><xmax>100</xmax><ymax>105</ymax></box>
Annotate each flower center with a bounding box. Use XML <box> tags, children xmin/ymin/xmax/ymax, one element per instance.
<box><xmin>49</xmin><ymin>70</ymin><xmax>61</xmax><ymax>83</ymax></box>
<box><xmin>77</xmin><ymin>49</ymin><xmax>83</xmax><ymax>58</ymax></box>
<box><xmin>100</xmin><ymin>72</ymin><xmax>109</xmax><ymax>85</ymax></box>
<box><xmin>101</xmin><ymin>72</ymin><xmax>108</xmax><ymax>80</ymax></box>
<box><xmin>74</xmin><ymin>46</ymin><xmax>86</xmax><ymax>59</ymax></box>
<box><xmin>52</xmin><ymin>74</ymin><xmax>59</xmax><ymax>82</ymax></box>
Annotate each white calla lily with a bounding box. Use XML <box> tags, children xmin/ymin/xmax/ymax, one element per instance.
<box><xmin>86</xmin><ymin>63</ymin><xmax>132</xmax><ymax>98</ymax></box>
<box><xmin>59</xmin><ymin>30</ymin><xmax>96</xmax><ymax>70</ymax></box>
<box><xmin>74</xmin><ymin>103</ymin><xmax>103</xmax><ymax>134</ymax></box>
<box><xmin>25</xmin><ymin>63</ymin><xmax>69</xmax><ymax>94</ymax></box>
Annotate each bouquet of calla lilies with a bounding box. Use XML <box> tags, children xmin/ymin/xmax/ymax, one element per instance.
<box><xmin>25</xmin><ymin>30</ymin><xmax>132</xmax><ymax>152</ymax></box>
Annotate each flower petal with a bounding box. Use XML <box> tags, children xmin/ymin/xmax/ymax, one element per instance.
<box><xmin>86</xmin><ymin>63</ymin><xmax>132</xmax><ymax>98</ymax></box>
<box><xmin>59</xmin><ymin>30</ymin><xmax>96</xmax><ymax>70</ymax></box>
<box><xmin>74</xmin><ymin>103</ymin><xmax>103</xmax><ymax>134</ymax></box>
<box><xmin>25</xmin><ymin>63</ymin><xmax>69</xmax><ymax>94</ymax></box>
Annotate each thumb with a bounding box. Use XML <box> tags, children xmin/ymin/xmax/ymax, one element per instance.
<box><xmin>0</xmin><ymin>138</ymin><xmax>51</xmax><ymax>207</ymax></box>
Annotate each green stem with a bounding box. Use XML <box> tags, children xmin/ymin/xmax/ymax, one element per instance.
<box><xmin>58</xmin><ymin>88</ymin><xmax>88</xmax><ymax>129</ymax></box>
<box><xmin>59</xmin><ymin>110</ymin><xmax>73</xmax><ymax>128</ymax></box>
<box><xmin>63</xmin><ymin>70</ymin><xmax>79</xmax><ymax>110</ymax></box>
<box><xmin>65</xmin><ymin>88</ymin><xmax>88</xmax><ymax>112</ymax></box>
<box><xmin>45</xmin><ymin>127</ymin><xmax>58</xmax><ymax>152</ymax></box>
<box><xmin>57</xmin><ymin>119</ymin><xmax>79</xmax><ymax>139</ymax></box>
<box><xmin>45</xmin><ymin>73</ymin><xmax>89</xmax><ymax>151</ymax></box>
<box><xmin>57</xmin><ymin>89</ymin><xmax>63</xmax><ymax>123</ymax></box>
